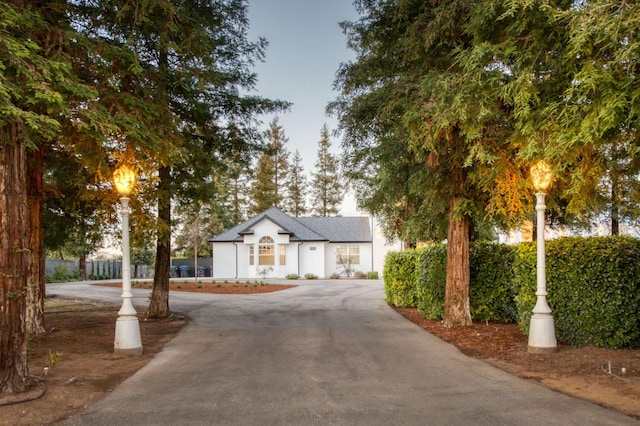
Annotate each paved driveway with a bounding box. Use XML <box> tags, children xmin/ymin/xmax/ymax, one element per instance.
<box><xmin>48</xmin><ymin>280</ymin><xmax>639</xmax><ymax>426</ymax></box>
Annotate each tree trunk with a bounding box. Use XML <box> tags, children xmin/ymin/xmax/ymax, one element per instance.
<box><xmin>443</xmin><ymin>168</ymin><xmax>472</xmax><ymax>328</ymax></box>
<box><xmin>611</xmin><ymin>175</ymin><xmax>619</xmax><ymax>236</ymax></box>
<box><xmin>0</xmin><ymin>141</ymin><xmax>34</xmax><ymax>395</ymax></box>
<box><xmin>26</xmin><ymin>148</ymin><xmax>46</xmax><ymax>335</ymax></box>
<box><xmin>147</xmin><ymin>165</ymin><xmax>171</xmax><ymax>318</ymax></box>
<box><xmin>79</xmin><ymin>254</ymin><xmax>87</xmax><ymax>281</ymax></box>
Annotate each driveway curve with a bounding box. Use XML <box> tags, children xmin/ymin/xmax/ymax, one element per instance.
<box><xmin>48</xmin><ymin>280</ymin><xmax>639</xmax><ymax>426</ymax></box>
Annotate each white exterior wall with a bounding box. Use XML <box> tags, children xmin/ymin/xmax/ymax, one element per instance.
<box><xmin>212</xmin><ymin>242</ymin><xmax>238</xmax><ymax>278</ymax></box>
<box><xmin>240</xmin><ymin>219</ymin><xmax>296</xmax><ymax>279</ymax></box>
<box><xmin>299</xmin><ymin>242</ymin><xmax>326</xmax><ymax>278</ymax></box>
<box><xmin>371</xmin><ymin>218</ymin><xmax>402</xmax><ymax>276</ymax></box>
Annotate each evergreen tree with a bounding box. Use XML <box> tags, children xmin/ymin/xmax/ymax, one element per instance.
<box><xmin>310</xmin><ymin>125</ymin><xmax>343</xmax><ymax>217</ymax></box>
<box><xmin>77</xmin><ymin>0</ymin><xmax>288</xmax><ymax>318</ymax></box>
<box><xmin>250</xmin><ymin>119</ymin><xmax>291</xmax><ymax>214</ymax></box>
<box><xmin>286</xmin><ymin>150</ymin><xmax>308</xmax><ymax>217</ymax></box>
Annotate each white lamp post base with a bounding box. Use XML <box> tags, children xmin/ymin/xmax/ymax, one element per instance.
<box><xmin>528</xmin><ymin>313</ymin><xmax>557</xmax><ymax>354</ymax></box>
<box><xmin>115</xmin><ymin>315</ymin><xmax>143</xmax><ymax>355</ymax></box>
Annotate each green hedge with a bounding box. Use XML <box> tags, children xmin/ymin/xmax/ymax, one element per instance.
<box><xmin>514</xmin><ymin>236</ymin><xmax>640</xmax><ymax>349</ymax></box>
<box><xmin>469</xmin><ymin>242</ymin><xmax>518</xmax><ymax>323</ymax></box>
<box><xmin>383</xmin><ymin>250</ymin><xmax>420</xmax><ymax>307</ymax></box>
<box><xmin>416</xmin><ymin>245</ymin><xmax>447</xmax><ymax>319</ymax></box>
<box><xmin>415</xmin><ymin>243</ymin><xmax>517</xmax><ymax>323</ymax></box>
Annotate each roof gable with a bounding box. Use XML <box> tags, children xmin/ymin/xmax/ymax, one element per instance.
<box><xmin>209</xmin><ymin>207</ymin><xmax>373</xmax><ymax>243</ymax></box>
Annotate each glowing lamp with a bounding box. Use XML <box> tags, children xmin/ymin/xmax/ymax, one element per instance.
<box><xmin>114</xmin><ymin>165</ymin><xmax>136</xmax><ymax>196</ymax></box>
<box><xmin>530</xmin><ymin>160</ymin><xmax>553</xmax><ymax>192</ymax></box>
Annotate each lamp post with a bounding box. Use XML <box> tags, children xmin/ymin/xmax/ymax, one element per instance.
<box><xmin>113</xmin><ymin>165</ymin><xmax>143</xmax><ymax>355</ymax></box>
<box><xmin>527</xmin><ymin>159</ymin><xmax>557</xmax><ymax>354</ymax></box>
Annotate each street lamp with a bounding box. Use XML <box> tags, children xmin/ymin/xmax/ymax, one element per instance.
<box><xmin>527</xmin><ymin>159</ymin><xmax>557</xmax><ymax>354</ymax></box>
<box><xmin>113</xmin><ymin>165</ymin><xmax>143</xmax><ymax>355</ymax></box>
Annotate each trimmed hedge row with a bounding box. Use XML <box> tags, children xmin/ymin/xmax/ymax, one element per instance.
<box><xmin>384</xmin><ymin>236</ymin><xmax>640</xmax><ymax>349</ymax></box>
<box><xmin>515</xmin><ymin>236</ymin><xmax>640</xmax><ymax>349</ymax></box>
<box><xmin>414</xmin><ymin>243</ymin><xmax>518</xmax><ymax>323</ymax></box>
<box><xmin>383</xmin><ymin>250</ymin><xmax>420</xmax><ymax>308</ymax></box>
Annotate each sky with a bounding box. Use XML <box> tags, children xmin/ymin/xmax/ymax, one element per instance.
<box><xmin>246</xmin><ymin>0</ymin><xmax>360</xmax><ymax>176</ymax></box>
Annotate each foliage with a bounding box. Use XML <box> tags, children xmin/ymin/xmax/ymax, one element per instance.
<box><xmin>285</xmin><ymin>273</ymin><xmax>299</xmax><ymax>280</ymax></box>
<box><xmin>414</xmin><ymin>242</ymin><xmax>517</xmax><ymax>323</ymax></box>
<box><xmin>469</xmin><ymin>242</ymin><xmax>518</xmax><ymax>323</ymax></box>
<box><xmin>309</xmin><ymin>124</ymin><xmax>343</xmax><ymax>217</ymax></box>
<box><xmin>286</xmin><ymin>150</ymin><xmax>308</xmax><ymax>217</ymax></box>
<box><xmin>45</xmin><ymin>265</ymin><xmax>79</xmax><ymax>284</ymax></box>
<box><xmin>250</xmin><ymin>118</ymin><xmax>291</xmax><ymax>215</ymax></box>
<box><xmin>367</xmin><ymin>271</ymin><xmax>379</xmax><ymax>280</ymax></box>
<box><xmin>514</xmin><ymin>236</ymin><xmax>640</xmax><ymax>349</ymax></box>
<box><xmin>415</xmin><ymin>245</ymin><xmax>447</xmax><ymax>319</ymax></box>
<box><xmin>353</xmin><ymin>271</ymin><xmax>367</xmax><ymax>279</ymax></box>
<box><xmin>383</xmin><ymin>250</ymin><xmax>420</xmax><ymax>308</ymax></box>
<box><xmin>304</xmin><ymin>273</ymin><xmax>318</xmax><ymax>280</ymax></box>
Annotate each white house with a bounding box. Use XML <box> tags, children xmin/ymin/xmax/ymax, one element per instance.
<box><xmin>209</xmin><ymin>207</ymin><xmax>390</xmax><ymax>279</ymax></box>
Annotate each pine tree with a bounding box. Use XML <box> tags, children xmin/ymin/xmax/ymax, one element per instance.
<box><xmin>250</xmin><ymin>119</ymin><xmax>291</xmax><ymax>214</ymax></box>
<box><xmin>286</xmin><ymin>150</ymin><xmax>308</xmax><ymax>217</ymax></box>
<box><xmin>310</xmin><ymin>125</ymin><xmax>343</xmax><ymax>217</ymax></box>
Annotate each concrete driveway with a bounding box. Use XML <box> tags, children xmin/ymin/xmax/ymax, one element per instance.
<box><xmin>48</xmin><ymin>279</ymin><xmax>639</xmax><ymax>426</ymax></box>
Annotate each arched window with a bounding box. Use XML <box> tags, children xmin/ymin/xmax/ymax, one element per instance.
<box><xmin>258</xmin><ymin>236</ymin><xmax>275</xmax><ymax>265</ymax></box>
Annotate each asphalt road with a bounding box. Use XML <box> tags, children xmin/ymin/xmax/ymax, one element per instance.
<box><xmin>48</xmin><ymin>279</ymin><xmax>639</xmax><ymax>426</ymax></box>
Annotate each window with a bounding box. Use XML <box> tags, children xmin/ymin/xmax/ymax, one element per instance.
<box><xmin>336</xmin><ymin>245</ymin><xmax>360</xmax><ymax>265</ymax></box>
<box><xmin>249</xmin><ymin>245</ymin><xmax>255</xmax><ymax>266</ymax></box>
<box><xmin>279</xmin><ymin>244</ymin><xmax>286</xmax><ymax>265</ymax></box>
<box><xmin>258</xmin><ymin>236</ymin><xmax>275</xmax><ymax>265</ymax></box>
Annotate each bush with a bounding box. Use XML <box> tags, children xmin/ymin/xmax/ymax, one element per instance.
<box><xmin>330</xmin><ymin>272</ymin><xmax>340</xmax><ymax>279</ymax></box>
<box><xmin>305</xmin><ymin>273</ymin><xmax>318</xmax><ymax>280</ymax></box>
<box><xmin>353</xmin><ymin>271</ymin><xmax>367</xmax><ymax>279</ymax></box>
<box><xmin>285</xmin><ymin>273</ymin><xmax>299</xmax><ymax>280</ymax></box>
<box><xmin>383</xmin><ymin>250</ymin><xmax>420</xmax><ymax>307</ymax></box>
<box><xmin>45</xmin><ymin>264</ymin><xmax>79</xmax><ymax>283</ymax></box>
<box><xmin>416</xmin><ymin>245</ymin><xmax>447</xmax><ymax>319</ymax></box>
<box><xmin>469</xmin><ymin>242</ymin><xmax>518</xmax><ymax>323</ymax></box>
<box><xmin>514</xmin><ymin>236</ymin><xmax>640</xmax><ymax>349</ymax></box>
<box><xmin>367</xmin><ymin>271</ymin><xmax>379</xmax><ymax>279</ymax></box>
<box><xmin>416</xmin><ymin>242</ymin><xmax>517</xmax><ymax>323</ymax></box>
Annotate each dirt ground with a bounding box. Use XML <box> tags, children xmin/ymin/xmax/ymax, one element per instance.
<box><xmin>0</xmin><ymin>281</ymin><xmax>638</xmax><ymax>425</ymax></box>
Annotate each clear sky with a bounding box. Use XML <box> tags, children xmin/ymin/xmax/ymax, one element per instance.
<box><xmin>246</xmin><ymin>0</ymin><xmax>359</xmax><ymax>175</ymax></box>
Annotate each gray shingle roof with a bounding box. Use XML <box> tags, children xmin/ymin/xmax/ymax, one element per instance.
<box><xmin>208</xmin><ymin>207</ymin><xmax>372</xmax><ymax>243</ymax></box>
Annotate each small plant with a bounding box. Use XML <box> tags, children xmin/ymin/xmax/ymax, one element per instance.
<box><xmin>224</xmin><ymin>280</ymin><xmax>228</xmax><ymax>284</ymax></box>
<box><xmin>367</xmin><ymin>271</ymin><xmax>379</xmax><ymax>279</ymax></box>
<box><xmin>330</xmin><ymin>272</ymin><xmax>340</xmax><ymax>279</ymax></box>
<box><xmin>305</xmin><ymin>273</ymin><xmax>318</xmax><ymax>280</ymax></box>
<box><xmin>244</xmin><ymin>284</ymin><xmax>249</xmax><ymax>288</ymax></box>
<box><xmin>353</xmin><ymin>271</ymin><xmax>367</xmax><ymax>279</ymax></box>
<box><xmin>177</xmin><ymin>285</ymin><xmax>182</xmax><ymax>289</ymax></box>
<box><xmin>285</xmin><ymin>273</ymin><xmax>299</xmax><ymax>280</ymax></box>
<box><xmin>47</xmin><ymin>350</ymin><xmax>62</xmax><ymax>368</ymax></box>
<box><xmin>217</xmin><ymin>283</ymin><xmax>222</xmax><ymax>288</ymax></box>
<box><xmin>197</xmin><ymin>284</ymin><xmax>202</xmax><ymax>288</ymax></box>
<box><xmin>257</xmin><ymin>266</ymin><xmax>273</xmax><ymax>279</ymax></box>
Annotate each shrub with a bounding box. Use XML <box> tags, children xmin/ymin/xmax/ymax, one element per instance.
<box><xmin>416</xmin><ymin>245</ymin><xmax>446</xmax><ymax>319</ymax></box>
<box><xmin>416</xmin><ymin>242</ymin><xmax>517</xmax><ymax>323</ymax></box>
<box><xmin>45</xmin><ymin>264</ymin><xmax>79</xmax><ymax>283</ymax></box>
<box><xmin>514</xmin><ymin>236</ymin><xmax>640</xmax><ymax>349</ymax></box>
<box><xmin>383</xmin><ymin>250</ymin><xmax>420</xmax><ymax>307</ymax></box>
<box><xmin>330</xmin><ymin>273</ymin><xmax>340</xmax><ymax>279</ymax></box>
<box><xmin>285</xmin><ymin>273</ymin><xmax>299</xmax><ymax>280</ymax></box>
<box><xmin>353</xmin><ymin>271</ymin><xmax>367</xmax><ymax>279</ymax></box>
<box><xmin>305</xmin><ymin>273</ymin><xmax>318</xmax><ymax>280</ymax></box>
<box><xmin>367</xmin><ymin>271</ymin><xmax>379</xmax><ymax>279</ymax></box>
<box><xmin>469</xmin><ymin>242</ymin><xmax>518</xmax><ymax>323</ymax></box>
